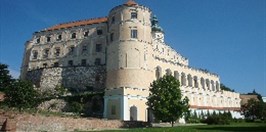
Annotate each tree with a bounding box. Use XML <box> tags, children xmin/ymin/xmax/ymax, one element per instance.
<box><xmin>242</xmin><ymin>98</ymin><xmax>264</xmax><ymax>120</ymax></box>
<box><xmin>247</xmin><ymin>89</ymin><xmax>263</xmax><ymax>102</ymax></box>
<box><xmin>0</xmin><ymin>63</ymin><xmax>14</xmax><ymax>92</ymax></box>
<box><xmin>147</xmin><ymin>75</ymin><xmax>189</xmax><ymax>127</ymax></box>
<box><xmin>220</xmin><ymin>83</ymin><xmax>234</xmax><ymax>92</ymax></box>
<box><xmin>4</xmin><ymin>80</ymin><xmax>41</xmax><ymax>109</ymax></box>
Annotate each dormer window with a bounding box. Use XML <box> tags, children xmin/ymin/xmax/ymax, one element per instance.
<box><xmin>97</xmin><ymin>29</ymin><xmax>103</xmax><ymax>35</ymax></box>
<box><xmin>84</xmin><ymin>31</ymin><xmax>89</xmax><ymax>37</ymax></box>
<box><xmin>36</xmin><ymin>38</ymin><xmax>40</xmax><ymax>44</ymax></box>
<box><xmin>71</xmin><ymin>33</ymin><xmax>76</xmax><ymax>39</ymax></box>
<box><xmin>46</xmin><ymin>36</ymin><xmax>51</xmax><ymax>42</ymax></box>
<box><xmin>57</xmin><ymin>34</ymin><xmax>62</xmax><ymax>41</ymax></box>
<box><xmin>131</xmin><ymin>12</ymin><xmax>137</xmax><ymax>19</ymax></box>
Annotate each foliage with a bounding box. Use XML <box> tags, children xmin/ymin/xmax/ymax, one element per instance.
<box><xmin>0</xmin><ymin>63</ymin><xmax>14</xmax><ymax>92</ymax></box>
<box><xmin>247</xmin><ymin>89</ymin><xmax>263</xmax><ymax>102</ymax></box>
<box><xmin>220</xmin><ymin>83</ymin><xmax>234</xmax><ymax>92</ymax></box>
<box><xmin>67</xmin><ymin>101</ymin><xmax>84</xmax><ymax>114</ymax></box>
<box><xmin>203</xmin><ymin>111</ymin><xmax>232</xmax><ymax>125</ymax></box>
<box><xmin>54</xmin><ymin>85</ymin><xmax>68</xmax><ymax>97</ymax></box>
<box><xmin>186</xmin><ymin>111</ymin><xmax>202</xmax><ymax>123</ymax></box>
<box><xmin>147</xmin><ymin>75</ymin><xmax>189</xmax><ymax>127</ymax></box>
<box><xmin>242</xmin><ymin>98</ymin><xmax>265</xmax><ymax>121</ymax></box>
<box><xmin>4</xmin><ymin>80</ymin><xmax>41</xmax><ymax>109</ymax></box>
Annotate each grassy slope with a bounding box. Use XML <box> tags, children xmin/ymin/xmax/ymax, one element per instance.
<box><xmin>102</xmin><ymin>122</ymin><xmax>266</xmax><ymax>132</ymax></box>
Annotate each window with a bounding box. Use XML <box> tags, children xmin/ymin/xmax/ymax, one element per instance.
<box><xmin>81</xmin><ymin>59</ymin><xmax>87</xmax><ymax>66</ymax></box>
<box><xmin>96</xmin><ymin>44</ymin><xmax>102</xmax><ymax>52</ymax></box>
<box><xmin>43</xmin><ymin>63</ymin><xmax>47</xmax><ymax>68</ymax></box>
<box><xmin>155</xmin><ymin>66</ymin><xmax>162</xmax><ymax>80</ymax></box>
<box><xmin>55</xmin><ymin>48</ymin><xmax>60</xmax><ymax>57</ymax></box>
<box><xmin>111</xmin><ymin>16</ymin><xmax>115</xmax><ymax>24</ymax></box>
<box><xmin>54</xmin><ymin>62</ymin><xmax>59</xmax><ymax>67</ymax></box>
<box><xmin>95</xmin><ymin>58</ymin><xmax>101</xmax><ymax>65</ymax></box>
<box><xmin>68</xmin><ymin>60</ymin><xmax>73</xmax><ymax>66</ymax></box>
<box><xmin>43</xmin><ymin>49</ymin><xmax>49</xmax><ymax>58</ymax></box>
<box><xmin>111</xmin><ymin>105</ymin><xmax>116</xmax><ymax>115</ymax></box>
<box><xmin>69</xmin><ymin>46</ymin><xmax>75</xmax><ymax>55</ymax></box>
<box><xmin>166</xmin><ymin>69</ymin><xmax>172</xmax><ymax>76</ymax></box>
<box><xmin>131</xmin><ymin>29</ymin><xmax>137</xmax><ymax>38</ymax></box>
<box><xmin>97</xmin><ymin>29</ymin><xmax>103</xmax><ymax>35</ymax></box>
<box><xmin>110</xmin><ymin>33</ymin><xmax>114</xmax><ymax>42</ymax></box>
<box><xmin>57</xmin><ymin>34</ymin><xmax>62</xmax><ymax>41</ymax></box>
<box><xmin>47</xmin><ymin>36</ymin><xmax>51</xmax><ymax>42</ymax></box>
<box><xmin>82</xmin><ymin>45</ymin><xmax>87</xmax><ymax>53</ymax></box>
<box><xmin>36</xmin><ymin>38</ymin><xmax>40</xmax><ymax>43</ymax></box>
<box><xmin>71</xmin><ymin>33</ymin><xmax>76</xmax><ymax>39</ymax></box>
<box><xmin>32</xmin><ymin>51</ymin><xmax>38</xmax><ymax>59</ymax></box>
<box><xmin>131</xmin><ymin>12</ymin><xmax>137</xmax><ymax>19</ymax></box>
<box><xmin>84</xmin><ymin>31</ymin><xmax>89</xmax><ymax>37</ymax></box>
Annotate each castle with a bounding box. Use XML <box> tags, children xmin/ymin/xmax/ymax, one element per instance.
<box><xmin>21</xmin><ymin>0</ymin><xmax>241</xmax><ymax>121</ymax></box>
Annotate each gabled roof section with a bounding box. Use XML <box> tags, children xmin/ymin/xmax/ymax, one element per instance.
<box><xmin>44</xmin><ymin>17</ymin><xmax>108</xmax><ymax>31</ymax></box>
<box><xmin>124</xmin><ymin>0</ymin><xmax>138</xmax><ymax>6</ymax></box>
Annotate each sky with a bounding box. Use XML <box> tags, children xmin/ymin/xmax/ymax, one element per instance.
<box><xmin>0</xmin><ymin>0</ymin><xmax>265</xmax><ymax>96</ymax></box>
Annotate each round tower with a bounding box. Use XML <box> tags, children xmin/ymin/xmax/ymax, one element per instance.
<box><xmin>104</xmin><ymin>0</ymin><xmax>154</xmax><ymax>121</ymax></box>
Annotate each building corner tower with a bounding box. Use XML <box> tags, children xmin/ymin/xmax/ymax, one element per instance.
<box><xmin>104</xmin><ymin>0</ymin><xmax>154</xmax><ymax>121</ymax></box>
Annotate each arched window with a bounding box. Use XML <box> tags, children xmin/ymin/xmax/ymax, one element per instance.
<box><xmin>216</xmin><ymin>81</ymin><xmax>220</xmax><ymax>91</ymax></box>
<box><xmin>200</xmin><ymin>77</ymin><xmax>205</xmax><ymax>89</ymax></box>
<box><xmin>155</xmin><ymin>66</ymin><xmax>162</xmax><ymax>80</ymax></box>
<box><xmin>174</xmin><ymin>71</ymin><xmax>179</xmax><ymax>81</ymax></box>
<box><xmin>181</xmin><ymin>73</ymin><xmax>186</xmax><ymax>86</ymax></box>
<box><xmin>71</xmin><ymin>33</ymin><xmax>76</xmax><ymax>39</ymax></box>
<box><xmin>193</xmin><ymin>76</ymin><xmax>198</xmax><ymax>88</ymax></box>
<box><xmin>166</xmin><ymin>69</ymin><xmax>172</xmax><ymax>76</ymax></box>
<box><xmin>206</xmin><ymin>79</ymin><xmax>210</xmax><ymax>90</ymax></box>
<box><xmin>187</xmin><ymin>74</ymin><xmax>192</xmax><ymax>87</ymax></box>
<box><xmin>130</xmin><ymin>106</ymin><xmax>138</xmax><ymax>121</ymax></box>
<box><xmin>211</xmin><ymin>80</ymin><xmax>215</xmax><ymax>91</ymax></box>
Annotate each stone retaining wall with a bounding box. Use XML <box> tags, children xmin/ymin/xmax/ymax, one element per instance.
<box><xmin>16</xmin><ymin>115</ymin><xmax>123</xmax><ymax>131</ymax></box>
<box><xmin>26</xmin><ymin>66</ymin><xmax>106</xmax><ymax>93</ymax></box>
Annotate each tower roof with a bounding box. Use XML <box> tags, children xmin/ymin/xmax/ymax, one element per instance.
<box><xmin>124</xmin><ymin>0</ymin><xmax>138</xmax><ymax>6</ymax></box>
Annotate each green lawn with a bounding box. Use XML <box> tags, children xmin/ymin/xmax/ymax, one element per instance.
<box><xmin>101</xmin><ymin>122</ymin><xmax>266</xmax><ymax>132</ymax></box>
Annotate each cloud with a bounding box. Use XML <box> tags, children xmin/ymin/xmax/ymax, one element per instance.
<box><xmin>9</xmin><ymin>68</ymin><xmax>20</xmax><ymax>79</ymax></box>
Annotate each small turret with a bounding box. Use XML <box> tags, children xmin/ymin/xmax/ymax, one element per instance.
<box><xmin>151</xmin><ymin>15</ymin><xmax>164</xmax><ymax>33</ymax></box>
<box><xmin>151</xmin><ymin>15</ymin><xmax>164</xmax><ymax>43</ymax></box>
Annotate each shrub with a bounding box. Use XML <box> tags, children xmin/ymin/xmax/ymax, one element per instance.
<box><xmin>205</xmin><ymin>112</ymin><xmax>232</xmax><ymax>125</ymax></box>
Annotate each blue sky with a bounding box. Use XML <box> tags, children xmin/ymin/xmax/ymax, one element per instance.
<box><xmin>0</xmin><ymin>0</ymin><xmax>265</xmax><ymax>96</ymax></box>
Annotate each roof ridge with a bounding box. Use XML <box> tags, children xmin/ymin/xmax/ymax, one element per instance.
<box><xmin>44</xmin><ymin>17</ymin><xmax>108</xmax><ymax>31</ymax></box>
<box><xmin>55</xmin><ymin>17</ymin><xmax>107</xmax><ymax>26</ymax></box>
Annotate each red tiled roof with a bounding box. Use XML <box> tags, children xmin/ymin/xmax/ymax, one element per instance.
<box><xmin>124</xmin><ymin>0</ymin><xmax>137</xmax><ymax>6</ymax></box>
<box><xmin>46</xmin><ymin>17</ymin><xmax>107</xmax><ymax>31</ymax></box>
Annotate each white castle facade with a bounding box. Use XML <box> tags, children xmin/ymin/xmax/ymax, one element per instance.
<box><xmin>21</xmin><ymin>0</ymin><xmax>241</xmax><ymax>121</ymax></box>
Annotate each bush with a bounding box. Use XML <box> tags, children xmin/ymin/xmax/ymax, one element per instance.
<box><xmin>4</xmin><ymin>80</ymin><xmax>41</xmax><ymax>109</ymax></box>
<box><xmin>204</xmin><ymin>112</ymin><xmax>232</xmax><ymax>125</ymax></box>
<box><xmin>66</xmin><ymin>102</ymin><xmax>84</xmax><ymax>114</ymax></box>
